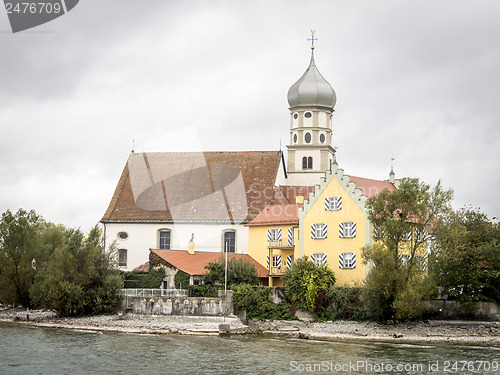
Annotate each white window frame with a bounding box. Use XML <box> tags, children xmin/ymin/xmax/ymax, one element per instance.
<box><xmin>344</xmin><ymin>252</ymin><xmax>356</xmax><ymax>269</ymax></box>
<box><xmin>223</xmin><ymin>230</ymin><xmax>236</xmax><ymax>253</ymax></box>
<box><xmin>118</xmin><ymin>249</ymin><xmax>127</xmax><ymax>268</ymax></box>
<box><xmin>268</xmin><ymin>228</ymin><xmax>281</xmax><ymax>242</ymax></box>
<box><xmin>343</xmin><ymin>222</ymin><xmax>356</xmax><ymax>238</ymax></box>
<box><xmin>326</xmin><ymin>196</ymin><xmax>342</xmax><ymax>211</ymax></box>
<box><xmin>311</xmin><ymin>252</ymin><xmax>327</xmax><ymax>267</ymax></box>
<box><xmin>159</xmin><ymin>229</ymin><xmax>171</xmax><ymax>249</ymax></box>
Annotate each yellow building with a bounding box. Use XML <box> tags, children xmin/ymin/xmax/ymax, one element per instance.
<box><xmin>299</xmin><ymin>163</ymin><xmax>396</xmax><ymax>285</ymax></box>
<box><xmin>247</xmin><ymin>204</ymin><xmax>299</xmax><ymax>287</ymax></box>
<box><xmin>247</xmin><ymin>163</ymin><xmax>398</xmax><ymax>286</ymax></box>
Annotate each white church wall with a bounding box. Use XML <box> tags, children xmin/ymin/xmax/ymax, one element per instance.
<box><xmin>104</xmin><ymin>222</ymin><xmax>249</xmax><ymax>271</ymax></box>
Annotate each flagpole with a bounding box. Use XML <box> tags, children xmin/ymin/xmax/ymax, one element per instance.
<box><xmin>224</xmin><ymin>242</ymin><xmax>228</xmax><ymax>296</ymax></box>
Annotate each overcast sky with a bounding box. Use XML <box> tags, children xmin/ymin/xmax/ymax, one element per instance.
<box><xmin>1</xmin><ymin>0</ymin><xmax>499</xmax><ymax>231</ymax></box>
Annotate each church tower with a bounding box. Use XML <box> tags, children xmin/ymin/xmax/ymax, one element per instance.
<box><xmin>285</xmin><ymin>32</ymin><xmax>337</xmax><ymax>185</ymax></box>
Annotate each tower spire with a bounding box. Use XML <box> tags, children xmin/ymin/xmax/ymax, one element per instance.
<box><xmin>307</xmin><ymin>30</ymin><xmax>317</xmax><ymax>50</ymax></box>
<box><xmin>389</xmin><ymin>157</ymin><xmax>396</xmax><ymax>183</ymax></box>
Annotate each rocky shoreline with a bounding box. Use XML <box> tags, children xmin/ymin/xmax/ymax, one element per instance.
<box><xmin>1</xmin><ymin>308</ymin><xmax>499</xmax><ymax>345</ymax></box>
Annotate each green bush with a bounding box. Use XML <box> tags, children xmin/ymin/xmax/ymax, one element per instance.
<box><xmin>121</xmin><ymin>271</ymin><xmax>147</xmax><ymax>288</ymax></box>
<box><xmin>174</xmin><ymin>270</ymin><xmax>190</xmax><ymax>289</ymax></box>
<box><xmin>188</xmin><ymin>284</ymin><xmax>218</xmax><ymax>297</ymax></box>
<box><xmin>232</xmin><ymin>284</ymin><xmax>296</xmax><ymax>321</ymax></box>
<box><xmin>283</xmin><ymin>256</ymin><xmax>336</xmax><ymax>315</ymax></box>
<box><xmin>203</xmin><ymin>257</ymin><xmax>259</xmax><ymax>285</ymax></box>
<box><xmin>141</xmin><ymin>267</ymin><xmax>166</xmax><ymax>288</ymax></box>
<box><xmin>327</xmin><ymin>287</ymin><xmax>367</xmax><ymax>320</ymax></box>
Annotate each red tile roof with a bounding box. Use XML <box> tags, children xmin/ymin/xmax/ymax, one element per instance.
<box><xmin>349</xmin><ymin>176</ymin><xmax>396</xmax><ymax>198</ymax></box>
<box><xmin>247</xmin><ymin>204</ymin><xmax>299</xmax><ymax>226</ymax></box>
<box><xmin>150</xmin><ymin>249</ymin><xmax>269</xmax><ymax>278</ymax></box>
<box><xmin>132</xmin><ymin>261</ymin><xmax>150</xmax><ymax>273</ymax></box>
<box><xmin>102</xmin><ymin>151</ymin><xmax>283</xmax><ymax>223</ymax></box>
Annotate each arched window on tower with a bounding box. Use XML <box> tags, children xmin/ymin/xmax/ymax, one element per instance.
<box><xmin>302</xmin><ymin>157</ymin><xmax>308</xmax><ymax>170</ymax></box>
<box><xmin>308</xmin><ymin>157</ymin><xmax>313</xmax><ymax>169</ymax></box>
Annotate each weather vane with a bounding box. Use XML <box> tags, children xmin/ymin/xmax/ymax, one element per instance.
<box><xmin>308</xmin><ymin>30</ymin><xmax>317</xmax><ymax>50</ymax></box>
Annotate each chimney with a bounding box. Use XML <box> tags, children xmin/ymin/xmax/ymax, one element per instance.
<box><xmin>188</xmin><ymin>241</ymin><xmax>195</xmax><ymax>255</ymax></box>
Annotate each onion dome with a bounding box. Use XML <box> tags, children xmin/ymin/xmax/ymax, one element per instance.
<box><xmin>287</xmin><ymin>52</ymin><xmax>336</xmax><ymax>109</ymax></box>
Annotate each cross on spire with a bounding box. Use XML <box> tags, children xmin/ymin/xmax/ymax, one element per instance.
<box><xmin>308</xmin><ymin>30</ymin><xmax>317</xmax><ymax>50</ymax></box>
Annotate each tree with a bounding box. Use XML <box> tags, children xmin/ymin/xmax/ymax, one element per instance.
<box><xmin>203</xmin><ymin>257</ymin><xmax>259</xmax><ymax>285</ymax></box>
<box><xmin>0</xmin><ymin>209</ymin><xmax>44</xmax><ymax>307</ymax></box>
<box><xmin>31</xmin><ymin>226</ymin><xmax>122</xmax><ymax>316</ymax></box>
<box><xmin>432</xmin><ymin>208</ymin><xmax>500</xmax><ymax>311</ymax></box>
<box><xmin>174</xmin><ymin>270</ymin><xmax>190</xmax><ymax>289</ymax></box>
<box><xmin>362</xmin><ymin>178</ymin><xmax>453</xmax><ymax>320</ymax></box>
<box><xmin>283</xmin><ymin>256</ymin><xmax>336</xmax><ymax>315</ymax></box>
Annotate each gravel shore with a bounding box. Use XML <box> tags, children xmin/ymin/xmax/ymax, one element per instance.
<box><xmin>1</xmin><ymin>308</ymin><xmax>499</xmax><ymax>345</ymax></box>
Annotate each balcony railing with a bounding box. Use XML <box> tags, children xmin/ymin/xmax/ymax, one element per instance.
<box><xmin>119</xmin><ymin>289</ymin><xmax>188</xmax><ymax>297</ymax></box>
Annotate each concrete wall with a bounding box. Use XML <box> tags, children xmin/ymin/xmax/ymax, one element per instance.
<box><xmin>125</xmin><ymin>290</ymin><xmax>234</xmax><ymax>317</ymax></box>
<box><xmin>423</xmin><ymin>300</ymin><xmax>500</xmax><ymax>321</ymax></box>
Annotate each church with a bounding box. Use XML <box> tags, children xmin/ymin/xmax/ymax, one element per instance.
<box><xmin>101</xmin><ymin>35</ymin><xmax>397</xmax><ymax>285</ymax></box>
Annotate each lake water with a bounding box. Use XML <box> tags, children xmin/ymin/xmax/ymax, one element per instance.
<box><xmin>0</xmin><ymin>323</ymin><xmax>499</xmax><ymax>374</ymax></box>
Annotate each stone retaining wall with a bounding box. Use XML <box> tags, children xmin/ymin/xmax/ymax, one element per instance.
<box><xmin>423</xmin><ymin>300</ymin><xmax>500</xmax><ymax>321</ymax></box>
<box><xmin>123</xmin><ymin>290</ymin><xmax>233</xmax><ymax>317</ymax></box>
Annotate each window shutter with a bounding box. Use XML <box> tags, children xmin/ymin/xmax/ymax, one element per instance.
<box><xmin>337</xmin><ymin>197</ymin><xmax>342</xmax><ymax>210</ymax></box>
<box><xmin>339</xmin><ymin>223</ymin><xmax>344</xmax><ymax>238</ymax></box>
<box><xmin>339</xmin><ymin>253</ymin><xmax>344</xmax><ymax>269</ymax></box>
<box><xmin>320</xmin><ymin>253</ymin><xmax>327</xmax><ymax>266</ymax></box>
<box><xmin>325</xmin><ymin>197</ymin><xmax>330</xmax><ymax>211</ymax></box>
<box><xmin>351</xmin><ymin>223</ymin><xmax>357</xmax><ymax>237</ymax></box>
<box><xmin>310</xmin><ymin>253</ymin><xmax>316</xmax><ymax>263</ymax></box>
<box><xmin>287</xmin><ymin>227</ymin><xmax>294</xmax><ymax>246</ymax></box>
<box><xmin>276</xmin><ymin>229</ymin><xmax>281</xmax><ymax>241</ymax></box>
<box><xmin>286</xmin><ymin>255</ymin><xmax>293</xmax><ymax>268</ymax></box>
<box><xmin>311</xmin><ymin>224</ymin><xmax>317</xmax><ymax>239</ymax></box>
<box><xmin>321</xmin><ymin>223</ymin><xmax>328</xmax><ymax>239</ymax></box>
<box><xmin>267</xmin><ymin>229</ymin><xmax>272</xmax><ymax>242</ymax></box>
<box><xmin>266</xmin><ymin>255</ymin><xmax>269</xmax><ymax>268</ymax></box>
<box><xmin>276</xmin><ymin>255</ymin><xmax>282</xmax><ymax>266</ymax></box>
<box><xmin>350</xmin><ymin>253</ymin><xmax>356</xmax><ymax>268</ymax></box>
<box><xmin>407</xmin><ymin>231</ymin><xmax>412</xmax><ymax>241</ymax></box>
